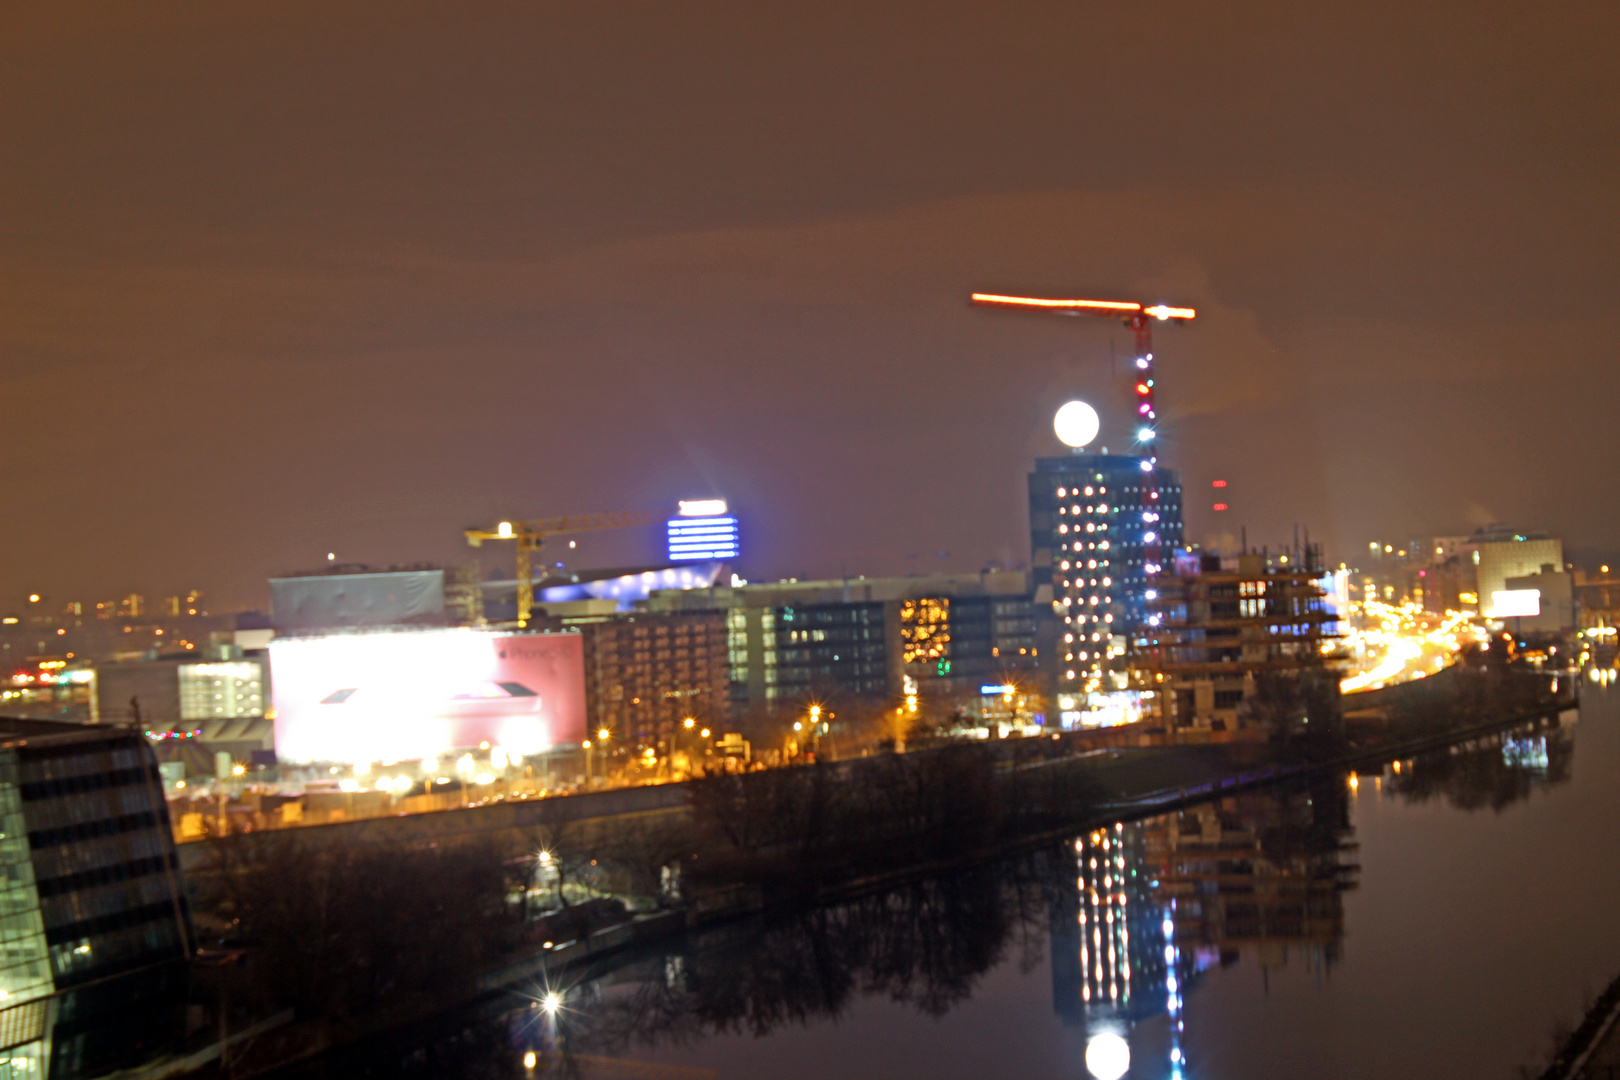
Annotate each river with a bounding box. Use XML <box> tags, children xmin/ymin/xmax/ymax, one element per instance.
<box><xmin>305</xmin><ymin>678</ymin><xmax>1619</xmax><ymax>1080</ymax></box>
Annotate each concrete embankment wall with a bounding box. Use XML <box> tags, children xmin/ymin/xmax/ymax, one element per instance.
<box><xmin>178</xmin><ymin>732</ymin><xmax>1115</xmax><ymax>874</ymax></box>
<box><xmin>178</xmin><ymin>781</ymin><xmax>691</xmax><ymax>873</ymax></box>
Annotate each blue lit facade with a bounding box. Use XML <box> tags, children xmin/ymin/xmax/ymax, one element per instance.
<box><xmin>1028</xmin><ymin>454</ymin><xmax>1183</xmax><ymax>699</ymax></box>
<box><xmin>667</xmin><ymin>516</ymin><xmax>740</xmax><ymax>563</ymax></box>
<box><xmin>536</xmin><ymin>562</ymin><xmax>727</xmax><ymax>612</ymax></box>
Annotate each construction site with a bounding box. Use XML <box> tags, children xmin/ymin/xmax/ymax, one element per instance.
<box><xmin>1146</xmin><ymin>546</ymin><xmax>1346</xmax><ymax>739</ymax></box>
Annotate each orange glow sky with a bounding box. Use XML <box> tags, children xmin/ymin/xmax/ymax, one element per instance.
<box><xmin>3</xmin><ymin>3</ymin><xmax>1615</xmax><ymax>606</ymax></box>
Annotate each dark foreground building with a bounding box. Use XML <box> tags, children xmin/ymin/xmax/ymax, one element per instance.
<box><xmin>0</xmin><ymin>719</ymin><xmax>191</xmax><ymax>1078</ymax></box>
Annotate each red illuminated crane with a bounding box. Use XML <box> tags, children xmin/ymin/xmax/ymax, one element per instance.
<box><xmin>969</xmin><ymin>293</ymin><xmax>1194</xmax><ymax>466</ymax></box>
<box><xmin>970</xmin><ymin>291</ymin><xmax>1196</xmax><ymax>587</ymax></box>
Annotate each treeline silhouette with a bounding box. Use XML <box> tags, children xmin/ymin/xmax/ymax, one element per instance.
<box><xmin>683</xmin><ymin>743</ymin><xmax>1112</xmax><ymax>896</ymax></box>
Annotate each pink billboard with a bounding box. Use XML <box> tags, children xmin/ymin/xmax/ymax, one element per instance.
<box><xmin>270</xmin><ymin>629</ymin><xmax>586</xmax><ymax>765</ymax></box>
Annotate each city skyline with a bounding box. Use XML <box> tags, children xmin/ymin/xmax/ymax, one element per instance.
<box><xmin>4</xmin><ymin>7</ymin><xmax>1617</xmax><ymax>1077</ymax></box>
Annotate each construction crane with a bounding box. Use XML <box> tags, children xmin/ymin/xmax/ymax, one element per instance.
<box><xmin>466</xmin><ymin>511</ymin><xmax>663</xmax><ymax>627</ymax></box>
<box><xmin>971</xmin><ymin>290</ymin><xmax>1196</xmax><ymax>598</ymax></box>
<box><xmin>969</xmin><ymin>293</ymin><xmax>1195</xmax><ymax>463</ymax></box>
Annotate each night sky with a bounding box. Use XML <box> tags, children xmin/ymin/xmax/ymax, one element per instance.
<box><xmin>4</xmin><ymin>2</ymin><xmax>1616</xmax><ymax>610</ymax></box>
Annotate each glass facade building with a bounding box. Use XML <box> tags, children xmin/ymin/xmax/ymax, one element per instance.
<box><xmin>760</xmin><ymin>602</ymin><xmax>889</xmax><ymax>702</ymax></box>
<box><xmin>646</xmin><ymin>571</ymin><xmax>1043</xmax><ymax>715</ymax></box>
<box><xmin>0</xmin><ymin>722</ymin><xmax>190</xmax><ymax>1079</ymax></box>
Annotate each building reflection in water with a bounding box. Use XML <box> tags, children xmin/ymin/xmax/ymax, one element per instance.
<box><xmin>318</xmin><ymin>722</ymin><xmax>1576</xmax><ymax>1080</ymax></box>
<box><xmin>1052</xmin><ymin>715</ymin><xmax>1572</xmax><ymax>1078</ymax></box>
<box><xmin>1384</xmin><ymin>715</ymin><xmax>1572</xmax><ymax>813</ymax></box>
<box><xmin>1053</xmin><ymin>777</ymin><xmax>1359</xmax><ymax>1079</ymax></box>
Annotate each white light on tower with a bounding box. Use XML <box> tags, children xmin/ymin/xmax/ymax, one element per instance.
<box><xmin>1054</xmin><ymin>400</ymin><xmax>1100</xmax><ymax>448</ymax></box>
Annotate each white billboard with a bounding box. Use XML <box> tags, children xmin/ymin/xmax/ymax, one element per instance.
<box><xmin>1490</xmin><ymin>589</ymin><xmax>1541</xmax><ymax>619</ymax></box>
<box><xmin>270</xmin><ymin>629</ymin><xmax>586</xmax><ymax>765</ymax></box>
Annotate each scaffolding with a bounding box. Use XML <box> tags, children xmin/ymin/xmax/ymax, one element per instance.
<box><xmin>1145</xmin><ymin>545</ymin><xmax>1346</xmax><ymax>737</ymax></box>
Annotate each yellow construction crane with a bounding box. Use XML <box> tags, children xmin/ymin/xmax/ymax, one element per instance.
<box><xmin>466</xmin><ymin>511</ymin><xmax>663</xmax><ymax>627</ymax></box>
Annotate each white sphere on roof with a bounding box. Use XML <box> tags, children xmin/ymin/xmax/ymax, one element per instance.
<box><xmin>1054</xmin><ymin>400</ymin><xmax>1101</xmax><ymax>448</ymax></box>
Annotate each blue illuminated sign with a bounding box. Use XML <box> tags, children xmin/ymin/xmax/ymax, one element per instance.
<box><xmin>980</xmin><ymin>684</ymin><xmax>1015</xmax><ymax>695</ymax></box>
<box><xmin>667</xmin><ymin>516</ymin><xmax>740</xmax><ymax>562</ymax></box>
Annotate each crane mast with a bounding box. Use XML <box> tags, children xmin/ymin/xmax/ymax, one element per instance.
<box><xmin>466</xmin><ymin>511</ymin><xmax>663</xmax><ymax>627</ymax></box>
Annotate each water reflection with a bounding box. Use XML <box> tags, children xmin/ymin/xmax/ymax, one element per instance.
<box><xmin>1053</xmin><ymin>776</ymin><xmax>1357</xmax><ymax>1079</ymax></box>
<box><xmin>1383</xmin><ymin>714</ymin><xmax>1573</xmax><ymax>812</ymax></box>
<box><xmin>281</xmin><ymin>718</ymin><xmax>1578</xmax><ymax>1080</ymax></box>
<box><xmin>521</xmin><ymin>856</ymin><xmax>1058</xmax><ymax>1074</ymax></box>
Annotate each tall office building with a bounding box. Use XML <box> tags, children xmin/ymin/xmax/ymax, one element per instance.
<box><xmin>1029</xmin><ymin>454</ymin><xmax>1183</xmax><ymax>711</ymax></box>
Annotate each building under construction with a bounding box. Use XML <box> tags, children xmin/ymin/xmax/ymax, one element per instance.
<box><xmin>1147</xmin><ymin>548</ymin><xmax>1344</xmax><ymax>738</ymax></box>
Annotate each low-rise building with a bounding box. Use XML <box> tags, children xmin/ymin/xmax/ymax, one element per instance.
<box><xmin>644</xmin><ymin>571</ymin><xmax>1046</xmax><ymax>717</ymax></box>
<box><xmin>95</xmin><ymin>648</ymin><xmax>268</xmax><ymax>728</ymax></box>
<box><xmin>576</xmin><ymin>610</ymin><xmax>730</xmax><ymax>744</ymax></box>
<box><xmin>1465</xmin><ymin>526</ymin><xmax>1565</xmax><ymax>619</ymax></box>
<box><xmin>1575</xmin><ymin>568</ymin><xmax>1620</xmax><ymax>633</ymax></box>
<box><xmin>1149</xmin><ymin>552</ymin><xmax>1343</xmax><ymax>737</ymax></box>
<box><xmin>1501</xmin><ymin>569</ymin><xmax>1576</xmax><ymax>633</ymax></box>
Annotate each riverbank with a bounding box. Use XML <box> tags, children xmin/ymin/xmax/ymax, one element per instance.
<box><xmin>670</xmin><ymin>689</ymin><xmax>1575</xmax><ymax>925</ymax></box>
<box><xmin>165</xmin><ymin>668</ymin><xmax>1572</xmax><ymax>1079</ymax></box>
